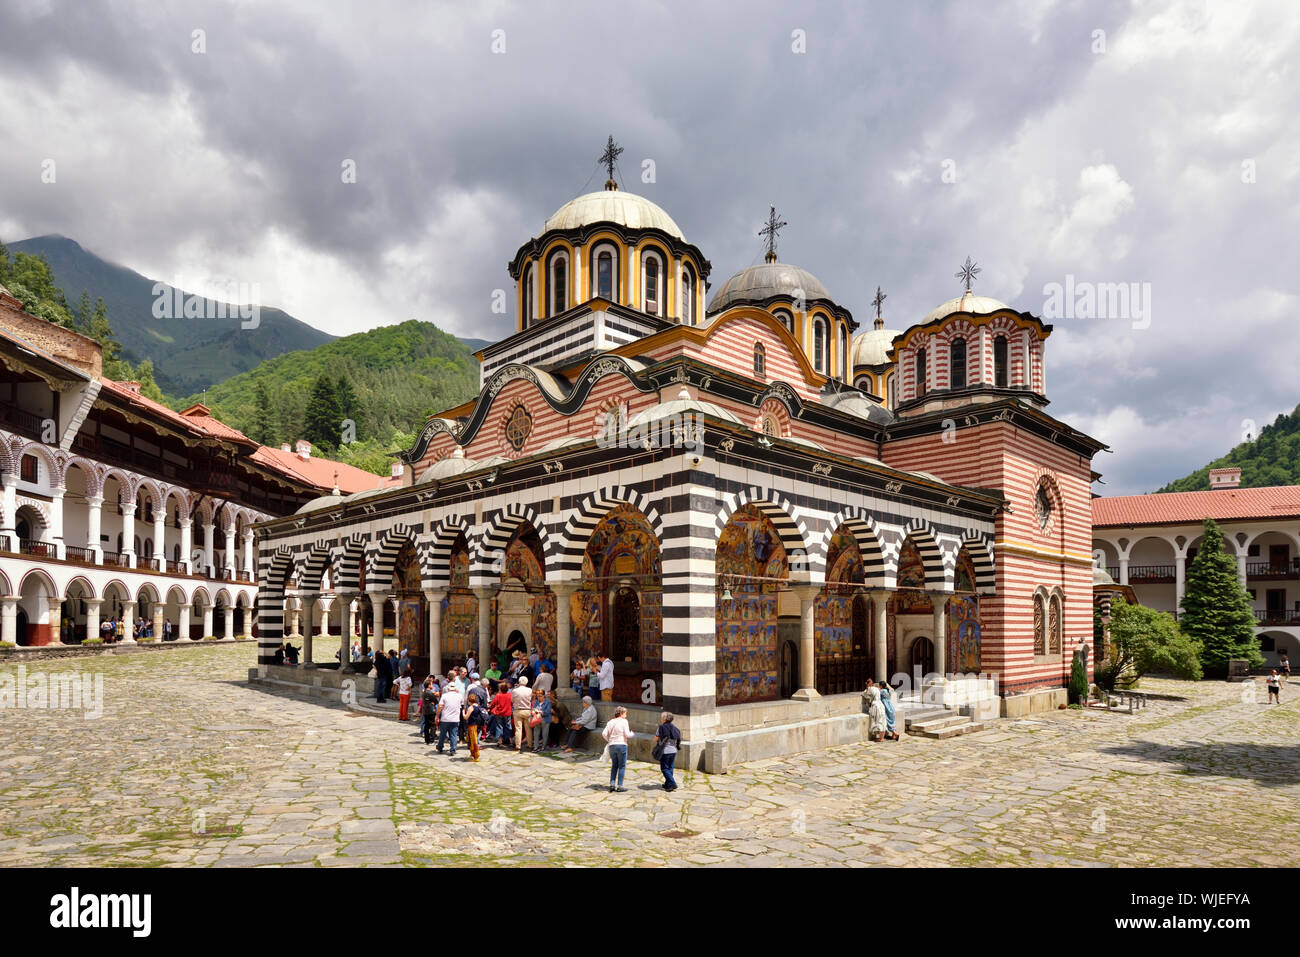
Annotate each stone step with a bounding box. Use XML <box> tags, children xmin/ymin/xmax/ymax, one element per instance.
<box><xmin>912</xmin><ymin>720</ymin><xmax>987</xmax><ymax>740</ymax></box>
<box><xmin>904</xmin><ymin>711</ymin><xmax>966</xmax><ymax>732</ymax></box>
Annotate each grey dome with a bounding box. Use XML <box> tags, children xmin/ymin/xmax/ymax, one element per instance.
<box><xmin>707</xmin><ymin>262</ymin><xmax>834</xmax><ymax>314</ymax></box>
<box><xmin>543</xmin><ymin>190</ymin><xmax>684</xmax><ymax>240</ymax></box>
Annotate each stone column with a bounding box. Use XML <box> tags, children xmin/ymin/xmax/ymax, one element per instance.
<box><xmin>179</xmin><ymin>518</ymin><xmax>192</xmax><ymax>574</ymax></box>
<box><xmin>84</xmin><ymin>598</ymin><xmax>102</xmax><ymax>645</ymax></box>
<box><xmin>152</xmin><ymin>511</ymin><xmax>166</xmax><ymax>571</ymax></box>
<box><xmin>243</xmin><ymin>530</ymin><xmax>255</xmax><ymax>580</ymax></box>
<box><xmin>551</xmin><ymin>581</ymin><xmax>580</xmax><ymax>700</ymax></box>
<box><xmin>179</xmin><ymin>603</ymin><xmax>191</xmax><ymax>641</ymax></box>
<box><xmin>203</xmin><ymin>522</ymin><xmax>216</xmax><ymax>577</ymax></box>
<box><xmin>50</xmin><ymin>487</ymin><xmax>65</xmax><ymax>558</ymax></box>
<box><xmin>1237</xmin><ymin>553</ymin><xmax>1248</xmax><ymax>589</ymax></box>
<box><xmin>152</xmin><ymin>602</ymin><xmax>165</xmax><ymax>642</ymax></box>
<box><xmin>368</xmin><ymin>590</ymin><xmax>390</xmax><ymax>655</ymax></box>
<box><xmin>791</xmin><ymin>584</ymin><xmax>821</xmax><ymax>700</ymax></box>
<box><xmin>0</xmin><ymin>471</ymin><xmax>16</xmax><ymax>551</ymax></box>
<box><xmin>223</xmin><ymin>606</ymin><xmax>235</xmax><ymax>640</ymax></box>
<box><xmin>121</xmin><ymin>603</ymin><xmax>135</xmax><ymax>643</ymax></box>
<box><xmin>202</xmin><ymin>604</ymin><xmax>214</xmax><ymax>638</ymax></box>
<box><xmin>223</xmin><ymin>525</ymin><xmax>237</xmax><ymax>578</ymax></box>
<box><xmin>290</xmin><ymin>605</ymin><xmax>300</xmax><ymax>637</ymax></box>
<box><xmin>424</xmin><ymin>588</ymin><xmax>445</xmax><ymax>678</ymax></box>
<box><xmin>301</xmin><ymin>594</ymin><xmax>315</xmax><ymax>664</ymax></box>
<box><xmin>86</xmin><ymin>494</ymin><xmax>103</xmax><ymax>563</ymax></box>
<box><xmin>121</xmin><ymin>500</ymin><xmax>137</xmax><ymax>568</ymax></box>
<box><xmin>1118</xmin><ymin>556</ymin><xmax>1129</xmax><ymax>586</ymax></box>
<box><xmin>871</xmin><ymin>589</ymin><xmax>890</xmax><ymax>684</ymax></box>
<box><xmin>335</xmin><ymin>593</ymin><xmax>355</xmax><ymax>669</ymax></box>
<box><xmin>0</xmin><ymin>596</ymin><xmax>18</xmax><ymax>644</ymax></box>
<box><xmin>473</xmin><ymin>587</ymin><xmax>494</xmax><ymax>669</ymax></box>
<box><xmin>932</xmin><ymin>594</ymin><xmax>949</xmax><ymax>678</ymax></box>
<box><xmin>1175</xmin><ymin>553</ymin><xmax>1186</xmax><ymax>608</ymax></box>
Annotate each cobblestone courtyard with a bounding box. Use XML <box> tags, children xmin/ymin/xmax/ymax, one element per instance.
<box><xmin>1</xmin><ymin>644</ymin><xmax>1297</xmax><ymax>867</ymax></box>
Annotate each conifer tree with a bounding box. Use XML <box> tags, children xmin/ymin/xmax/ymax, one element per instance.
<box><xmin>253</xmin><ymin>381</ymin><xmax>275</xmax><ymax>445</ymax></box>
<box><xmin>1179</xmin><ymin>518</ymin><xmax>1262</xmax><ymax>674</ymax></box>
<box><xmin>302</xmin><ymin>373</ymin><xmax>342</xmax><ymax>450</ymax></box>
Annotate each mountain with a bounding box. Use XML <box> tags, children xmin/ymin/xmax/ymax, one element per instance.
<box><xmin>1157</xmin><ymin>403</ymin><xmax>1300</xmax><ymax>491</ymax></box>
<box><xmin>189</xmin><ymin>319</ymin><xmax>479</xmax><ymax>467</ymax></box>
<box><xmin>8</xmin><ymin>235</ymin><xmax>334</xmax><ymax>395</ymax></box>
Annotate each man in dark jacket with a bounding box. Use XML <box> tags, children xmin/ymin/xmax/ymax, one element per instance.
<box><xmin>374</xmin><ymin>649</ymin><xmax>391</xmax><ymax>703</ymax></box>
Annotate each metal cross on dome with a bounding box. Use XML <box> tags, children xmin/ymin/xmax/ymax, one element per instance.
<box><xmin>599</xmin><ymin>135</ymin><xmax>623</xmax><ymax>182</ymax></box>
<box><xmin>759</xmin><ymin>205</ymin><xmax>787</xmax><ymax>262</ymax></box>
<box><xmin>955</xmin><ymin>256</ymin><xmax>981</xmax><ymax>293</ymax></box>
<box><xmin>872</xmin><ymin>286</ymin><xmax>887</xmax><ymax>319</ymax></box>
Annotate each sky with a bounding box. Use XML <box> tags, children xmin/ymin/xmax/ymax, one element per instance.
<box><xmin>0</xmin><ymin>0</ymin><xmax>1296</xmax><ymax>495</ymax></box>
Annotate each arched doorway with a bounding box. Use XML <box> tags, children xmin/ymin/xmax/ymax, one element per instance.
<box><xmin>392</xmin><ymin>540</ymin><xmax>426</xmax><ymax>677</ymax></box>
<box><xmin>910</xmin><ymin>636</ymin><xmax>934</xmax><ymax>677</ymax></box>
<box><xmin>440</xmin><ymin>533</ymin><xmax>477</xmax><ymax>670</ymax></box>
<box><xmin>575</xmin><ymin>503</ymin><xmax>663</xmax><ymax>702</ymax></box>
<box><xmin>889</xmin><ymin>539</ymin><xmax>935</xmax><ymax>679</ymax></box>
<box><xmin>816</xmin><ymin>526</ymin><xmax>873</xmax><ymax>694</ymax></box>
<box><xmin>715</xmin><ymin>504</ymin><xmax>786</xmax><ymax>704</ymax></box>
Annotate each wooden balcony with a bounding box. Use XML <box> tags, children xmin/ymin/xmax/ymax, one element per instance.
<box><xmin>1255</xmin><ymin>609</ymin><xmax>1300</xmax><ymax>626</ymax></box>
<box><xmin>19</xmin><ymin>538</ymin><xmax>56</xmax><ymax>558</ymax></box>
<box><xmin>1127</xmin><ymin>564</ymin><xmax>1175</xmax><ymax>584</ymax></box>
<box><xmin>1246</xmin><ymin>561</ymin><xmax>1300</xmax><ymax>581</ymax></box>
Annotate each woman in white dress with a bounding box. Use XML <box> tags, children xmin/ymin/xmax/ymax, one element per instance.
<box><xmin>864</xmin><ymin>679</ymin><xmax>887</xmax><ymax>742</ymax></box>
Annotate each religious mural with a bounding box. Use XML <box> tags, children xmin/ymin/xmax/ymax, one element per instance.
<box><xmin>442</xmin><ymin>540</ymin><xmax>477</xmax><ymax>660</ymax></box>
<box><xmin>392</xmin><ymin>542</ymin><xmax>425</xmax><ymax>656</ymax></box>
<box><xmin>715</xmin><ymin>504</ymin><xmax>784</xmax><ymax>704</ymax></box>
<box><xmin>816</xmin><ymin>527</ymin><xmax>864</xmax><ymax>657</ymax></box>
<box><xmin>573</xmin><ymin>504</ymin><xmax>662</xmax><ymax>668</ymax></box>
<box><xmin>948</xmin><ymin>548</ymin><xmax>982</xmax><ymax>673</ymax></box>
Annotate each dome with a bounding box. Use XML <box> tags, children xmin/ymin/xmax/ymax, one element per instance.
<box><xmin>921</xmin><ymin>291</ymin><xmax>1013</xmax><ymax>326</ymax></box>
<box><xmin>542</xmin><ymin>189</ymin><xmax>684</xmax><ymax>240</ymax></box>
<box><xmin>295</xmin><ymin>493</ymin><xmax>344</xmax><ymax>515</ymax></box>
<box><xmin>851</xmin><ymin>325</ymin><xmax>903</xmax><ymax>367</ymax></box>
<box><xmin>707</xmin><ymin>261</ymin><xmax>833</xmax><ymax>314</ymax></box>
<box><xmin>417</xmin><ymin>446</ymin><xmax>476</xmax><ymax>484</ymax></box>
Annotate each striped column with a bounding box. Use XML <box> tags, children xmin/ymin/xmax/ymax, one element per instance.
<box><xmin>256</xmin><ymin>546</ymin><xmax>287</xmax><ymax>665</ymax></box>
<box><xmin>658</xmin><ymin>478</ymin><xmax>721</xmax><ymax>740</ymax></box>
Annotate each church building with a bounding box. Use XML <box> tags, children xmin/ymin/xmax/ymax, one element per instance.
<box><xmin>256</xmin><ymin>144</ymin><xmax>1106</xmax><ymax>767</ymax></box>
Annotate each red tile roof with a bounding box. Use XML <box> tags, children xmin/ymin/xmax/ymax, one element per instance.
<box><xmin>1093</xmin><ymin>485</ymin><xmax>1300</xmax><ymax>527</ymax></box>
<box><xmin>251</xmin><ymin>444</ymin><xmax>401</xmax><ymax>495</ymax></box>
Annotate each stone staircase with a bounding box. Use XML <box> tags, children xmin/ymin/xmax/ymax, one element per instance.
<box><xmin>902</xmin><ymin>705</ymin><xmax>988</xmax><ymax>740</ymax></box>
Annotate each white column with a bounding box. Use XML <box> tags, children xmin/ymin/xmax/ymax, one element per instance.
<box><xmin>673</xmin><ymin>257</ymin><xmax>683</xmax><ymax>321</ymax></box>
<box><xmin>931</xmin><ymin>594</ymin><xmax>950</xmax><ymax>698</ymax></box>
<box><xmin>86</xmin><ymin>494</ymin><xmax>103</xmax><ymax>564</ymax></box>
<box><xmin>872</xmin><ymin>589</ymin><xmax>889</xmax><ymax>684</ymax></box>
<box><xmin>572</xmin><ymin>243</ymin><xmax>583</xmax><ymax>305</ymax></box>
<box><xmin>474</xmin><ymin>587</ymin><xmax>494</xmax><ymax>669</ymax></box>
<box><xmin>223</xmin><ymin>606</ymin><xmax>234</xmax><ymax>639</ymax></box>
<box><xmin>1175</xmin><ymin>553</ymin><xmax>1186</xmax><ymax>608</ymax></box>
<box><xmin>0</xmin><ymin>596</ymin><xmax>17</xmax><ymax>644</ymax></box>
<box><xmin>1237</xmin><ymin>553</ymin><xmax>1248</xmax><ymax>589</ymax></box>
<box><xmin>179</xmin><ymin>604</ymin><xmax>191</xmax><ymax>640</ymax></box>
<box><xmin>627</xmin><ymin>244</ymin><xmax>637</xmax><ymax>306</ymax></box>
<box><xmin>121</xmin><ymin>603</ymin><xmax>135</xmax><ymax>643</ymax></box>
<box><xmin>84</xmin><ymin>599</ymin><xmax>102</xmax><ymax>644</ymax></box>
<box><xmin>1</xmin><ymin>471</ymin><xmax>17</xmax><ymax>552</ymax></box>
<box><xmin>368</xmin><ymin>590</ymin><xmax>390</xmax><ymax>655</ymax></box>
<box><xmin>179</xmin><ymin>518</ymin><xmax>192</xmax><ymax>574</ymax></box>
<box><xmin>336</xmin><ymin>593</ymin><xmax>355</xmax><ymax>667</ymax></box>
<box><xmin>223</xmin><ymin>525</ymin><xmax>237</xmax><ymax>578</ymax></box>
<box><xmin>152</xmin><ymin>511</ymin><xmax>166</xmax><ymax>571</ymax></box>
<box><xmin>152</xmin><ymin>602</ymin><xmax>164</xmax><ymax>641</ymax></box>
<box><xmin>202</xmin><ymin>604</ymin><xmax>214</xmax><ymax>638</ymax></box>
<box><xmin>1119</xmin><ymin>556</ymin><xmax>1130</xmax><ymax>586</ymax></box>
<box><xmin>552</xmin><ymin>582</ymin><xmax>580</xmax><ymax>699</ymax></box>
<box><xmin>203</xmin><ymin>522</ymin><xmax>215</xmax><ymax>577</ymax></box>
<box><xmin>791</xmin><ymin>584</ymin><xmax>821</xmax><ymax>700</ymax></box>
<box><xmin>49</xmin><ymin>487</ymin><xmax>66</xmax><ymax>558</ymax></box>
<box><xmin>243</xmin><ymin>530</ymin><xmax>255</xmax><ymax>580</ymax></box>
<box><xmin>121</xmin><ymin>500</ymin><xmax>137</xmax><ymax>568</ymax></box>
<box><xmin>424</xmin><ymin>588</ymin><xmax>445</xmax><ymax>678</ymax></box>
<box><xmin>977</xmin><ymin>325</ymin><xmax>988</xmax><ymax>384</ymax></box>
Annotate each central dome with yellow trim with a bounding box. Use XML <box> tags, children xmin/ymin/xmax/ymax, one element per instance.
<box><xmin>541</xmin><ymin>189</ymin><xmax>685</xmax><ymax>240</ymax></box>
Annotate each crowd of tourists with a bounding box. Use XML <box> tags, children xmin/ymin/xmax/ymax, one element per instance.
<box><xmin>92</xmin><ymin>615</ymin><xmax>175</xmax><ymax>642</ymax></box>
<box><xmin>363</xmin><ymin>644</ymin><xmax>680</xmax><ymax>791</ymax></box>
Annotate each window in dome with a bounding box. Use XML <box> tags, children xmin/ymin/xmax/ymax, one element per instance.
<box><xmin>916</xmin><ymin>346</ymin><xmax>927</xmax><ymax>397</ymax></box>
<box><xmin>813</xmin><ymin>317</ymin><xmax>827</xmax><ymax>374</ymax></box>
<box><xmin>773</xmin><ymin>309</ymin><xmax>793</xmax><ymax>333</ymax></box>
<box><xmin>993</xmin><ymin>335</ymin><xmax>1008</xmax><ymax>387</ymax></box>
<box><xmin>950</xmin><ymin>338</ymin><xmax>967</xmax><ymax>389</ymax></box>
<box><xmin>548</xmin><ymin>251</ymin><xmax>569</xmax><ymax>316</ymax></box>
<box><xmin>644</xmin><ymin>255</ymin><xmax>661</xmax><ymax>315</ymax></box>
<box><xmin>753</xmin><ymin>342</ymin><xmax>766</xmax><ymax>378</ymax></box>
<box><xmin>1035</xmin><ymin>485</ymin><xmax>1052</xmax><ymax>530</ymax></box>
<box><xmin>596</xmin><ymin>250</ymin><xmax>614</xmax><ymax>300</ymax></box>
<box><xmin>839</xmin><ymin>324</ymin><xmax>848</xmax><ymax>380</ymax></box>
<box><xmin>522</xmin><ymin>264</ymin><xmax>534</xmax><ymax>329</ymax></box>
<box><xmin>681</xmin><ymin>265</ymin><xmax>695</xmax><ymax>325</ymax></box>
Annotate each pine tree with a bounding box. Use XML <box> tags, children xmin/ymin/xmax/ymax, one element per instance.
<box><xmin>1179</xmin><ymin>518</ymin><xmax>1262</xmax><ymax>674</ymax></box>
<box><xmin>302</xmin><ymin>373</ymin><xmax>342</xmax><ymax>450</ymax></box>
<box><xmin>253</xmin><ymin>381</ymin><xmax>275</xmax><ymax>446</ymax></box>
<box><xmin>335</xmin><ymin>374</ymin><xmax>360</xmax><ymax>441</ymax></box>
<box><xmin>1068</xmin><ymin>651</ymin><xmax>1089</xmax><ymax>704</ymax></box>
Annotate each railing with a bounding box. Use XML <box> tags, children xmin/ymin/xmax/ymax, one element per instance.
<box><xmin>1254</xmin><ymin>609</ymin><xmax>1300</xmax><ymax>626</ymax></box>
<box><xmin>165</xmin><ymin>559</ymin><xmax>184</xmax><ymax>574</ymax></box>
<box><xmin>1246</xmin><ymin>561</ymin><xmax>1300</xmax><ymax>580</ymax></box>
<box><xmin>1127</xmin><ymin>564</ymin><xmax>1175</xmax><ymax>582</ymax></box>
<box><xmin>64</xmin><ymin>545</ymin><xmax>94</xmax><ymax>563</ymax></box>
<box><xmin>1105</xmin><ymin>566</ymin><xmax>1119</xmax><ymax>580</ymax></box>
<box><xmin>814</xmin><ymin>654</ymin><xmax>874</xmax><ymax>696</ymax></box>
<box><xmin>19</xmin><ymin>538</ymin><xmax>56</xmax><ymax>558</ymax></box>
<box><xmin>0</xmin><ymin>401</ymin><xmax>47</xmax><ymax>439</ymax></box>
<box><xmin>102</xmin><ymin>551</ymin><xmax>130</xmax><ymax>568</ymax></box>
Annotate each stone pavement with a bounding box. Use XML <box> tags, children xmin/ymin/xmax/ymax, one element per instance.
<box><xmin>1</xmin><ymin>644</ymin><xmax>1296</xmax><ymax>867</ymax></box>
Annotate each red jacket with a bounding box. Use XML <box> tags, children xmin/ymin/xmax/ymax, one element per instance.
<box><xmin>489</xmin><ymin>692</ymin><xmax>513</xmax><ymax>716</ymax></box>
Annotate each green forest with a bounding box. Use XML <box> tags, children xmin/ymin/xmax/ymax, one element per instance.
<box><xmin>1158</xmin><ymin>404</ymin><xmax>1300</xmax><ymax>491</ymax></box>
<box><xmin>185</xmin><ymin>320</ymin><xmax>480</xmax><ymax>473</ymax></box>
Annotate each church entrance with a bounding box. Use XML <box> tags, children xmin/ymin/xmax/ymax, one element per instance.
<box><xmin>910</xmin><ymin>636</ymin><xmax>934</xmax><ymax>678</ymax></box>
<box><xmin>610</xmin><ymin>587</ymin><xmax>640</xmax><ymax>663</ymax></box>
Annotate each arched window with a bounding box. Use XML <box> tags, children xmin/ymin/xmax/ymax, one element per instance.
<box><xmin>549</xmin><ymin>252</ymin><xmax>568</xmax><ymax>316</ymax></box>
<box><xmin>993</xmin><ymin>335</ymin><xmax>1008</xmax><ymax>388</ymax></box>
<box><xmin>772</xmin><ymin>309</ymin><xmax>793</xmax><ymax>333</ymax></box>
<box><xmin>1048</xmin><ymin>594</ymin><xmax>1063</xmax><ymax>655</ymax></box>
<box><xmin>839</xmin><ymin>324</ymin><xmax>848</xmax><ymax>380</ymax></box>
<box><xmin>681</xmin><ymin>264</ymin><xmax>695</xmax><ymax>325</ymax></box>
<box><xmin>643</xmin><ymin>254</ymin><xmax>661</xmax><ymax>315</ymax></box>
<box><xmin>522</xmin><ymin>263</ymin><xmax>533</xmax><ymax>328</ymax></box>
<box><xmin>596</xmin><ymin>251</ymin><xmax>613</xmax><ymax>300</ymax></box>
<box><xmin>753</xmin><ymin>342</ymin><xmax>766</xmax><ymax>377</ymax></box>
<box><xmin>916</xmin><ymin>346</ymin><xmax>928</xmax><ymax>397</ymax></box>
<box><xmin>1033</xmin><ymin>594</ymin><xmax>1046</xmax><ymax>655</ymax></box>
<box><xmin>950</xmin><ymin>338</ymin><xmax>967</xmax><ymax>389</ymax></box>
<box><xmin>813</xmin><ymin>317</ymin><xmax>827</xmax><ymax>373</ymax></box>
